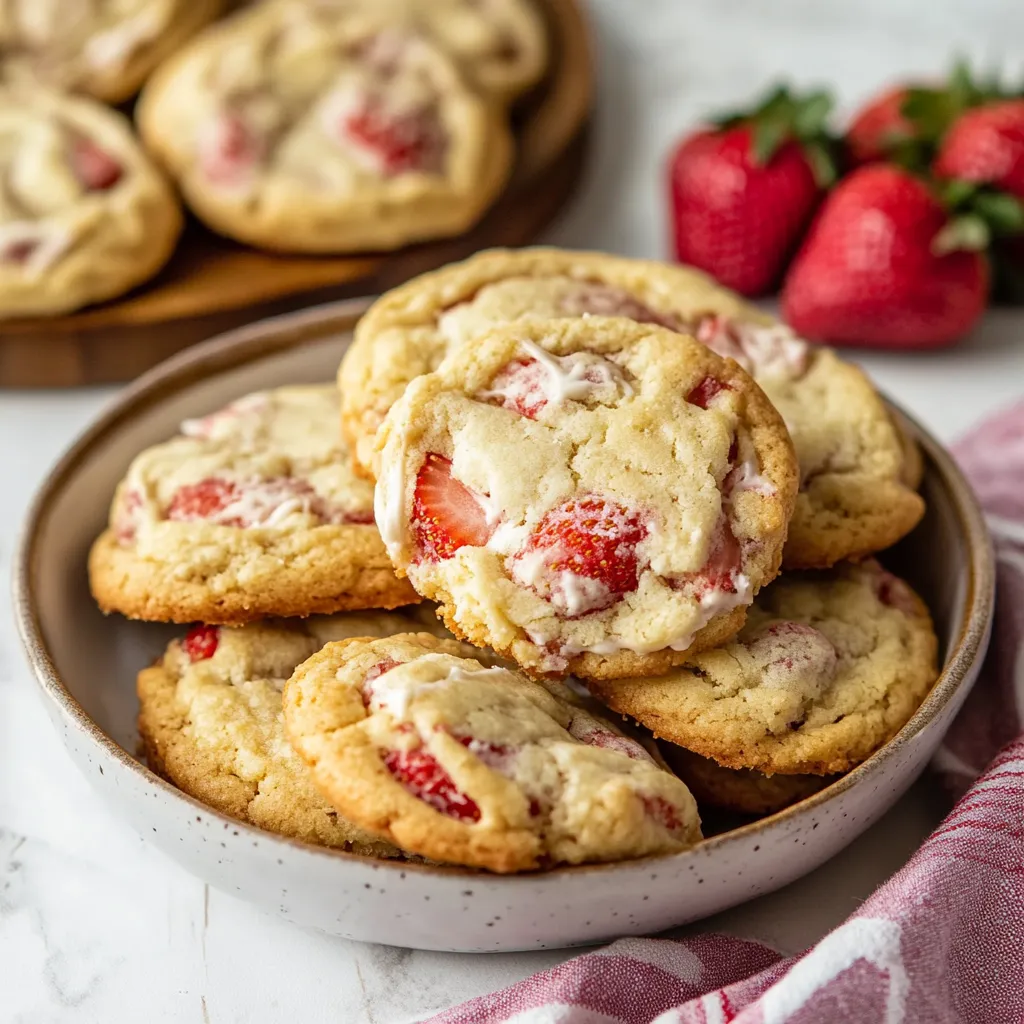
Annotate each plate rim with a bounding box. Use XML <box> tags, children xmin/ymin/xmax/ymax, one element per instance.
<box><xmin>13</xmin><ymin>298</ymin><xmax>997</xmax><ymax>882</ymax></box>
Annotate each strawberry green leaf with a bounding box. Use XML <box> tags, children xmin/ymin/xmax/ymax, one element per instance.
<box><xmin>932</xmin><ymin>214</ymin><xmax>991</xmax><ymax>255</ymax></box>
<box><xmin>972</xmin><ymin>192</ymin><xmax>1024</xmax><ymax>234</ymax></box>
<box><xmin>751</xmin><ymin>117</ymin><xmax>790</xmax><ymax>164</ymax></box>
<box><xmin>803</xmin><ymin>141</ymin><xmax>837</xmax><ymax>188</ymax></box>
<box><xmin>939</xmin><ymin>178</ymin><xmax>979</xmax><ymax>209</ymax></box>
<box><xmin>793</xmin><ymin>91</ymin><xmax>834</xmax><ymax>137</ymax></box>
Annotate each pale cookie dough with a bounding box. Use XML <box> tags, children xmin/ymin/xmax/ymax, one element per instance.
<box><xmin>139</xmin><ymin>607</ymin><xmax>451</xmax><ymax>852</ymax></box>
<box><xmin>0</xmin><ymin>89</ymin><xmax>181</xmax><ymax>317</ymax></box>
<box><xmin>89</xmin><ymin>385</ymin><xmax>419</xmax><ymax>624</ymax></box>
<box><xmin>283</xmin><ymin>633</ymin><xmax>702</xmax><ymax>872</ymax></box>
<box><xmin>373</xmin><ymin>316</ymin><xmax>798</xmax><ymax>681</ymax></box>
<box><xmin>660</xmin><ymin>745</ymin><xmax>832</xmax><ymax>816</ymax></box>
<box><xmin>0</xmin><ymin>0</ymin><xmax>224</xmax><ymax>104</ymax></box>
<box><xmin>588</xmin><ymin>560</ymin><xmax>939</xmax><ymax>776</ymax></box>
<box><xmin>136</xmin><ymin>2</ymin><xmax>513</xmax><ymax>253</ymax></box>
<box><xmin>339</xmin><ymin>248</ymin><xmax>925</xmax><ymax>567</ymax></box>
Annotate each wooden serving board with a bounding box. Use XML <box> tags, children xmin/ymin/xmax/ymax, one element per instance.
<box><xmin>0</xmin><ymin>0</ymin><xmax>592</xmax><ymax>387</ymax></box>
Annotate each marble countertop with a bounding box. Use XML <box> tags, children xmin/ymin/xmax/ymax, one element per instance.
<box><xmin>4</xmin><ymin>2</ymin><xmax>1024</xmax><ymax>1021</ymax></box>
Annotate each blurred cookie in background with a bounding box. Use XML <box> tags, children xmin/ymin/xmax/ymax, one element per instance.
<box><xmin>0</xmin><ymin>89</ymin><xmax>181</xmax><ymax>317</ymax></box>
<box><xmin>136</xmin><ymin>2</ymin><xmax>514</xmax><ymax>253</ymax></box>
<box><xmin>0</xmin><ymin>0</ymin><xmax>224</xmax><ymax>104</ymax></box>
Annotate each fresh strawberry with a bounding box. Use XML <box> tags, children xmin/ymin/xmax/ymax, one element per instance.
<box><xmin>166</xmin><ymin>478</ymin><xmax>241</xmax><ymax>524</ymax></box>
<box><xmin>512</xmin><ymin>496</ymin><xmax>647</xmax><ymax>615</ymax></box>
<box><xmin>934</xmin><ymin>99</ymin><xmax>1024</xmax><ymax>196</ymax></box>
<box><xmin>342</xmin><ymin>98</ymin><xmax>443</xmax><ymax>175</ymax></box>
<box><xmin>781</xmin><ymin>165</ymin><xmax>988</xmax><ymax>348</ymax></box>
<box><xmin>846</xmin><ymin>86</ymin><xmax>916</xmax><ymax>166</ymax></box>
<box><xmin>668</xmin><ymin>86</ymin><xmax>836</xmax><ymax>296</ymax></box>
<box><xmin>70</xmin><ymin>137</ymin><xmax>122</xmax><ymax>191</ymax></box>
<box><xmin>183</xmin><ymin>625</ymin><xmax>219</xmax><ymax>662</ymax></box>
<box><xmin>382</xmin><ymin>747</ymin><xmax>480</xmax><ymax>821</ymax></box>
<box><xmin>685</xmin><ymin>375</ymin><xmax>731</xmax><ymax>409</ymax></box>
<box><xmin>411</xmin><ymin>454</ymin><xmax>495</xmax><ymax>561</ymax></box>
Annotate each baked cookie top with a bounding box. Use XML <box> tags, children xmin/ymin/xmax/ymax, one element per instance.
<box><xmin>339</xmin><ymin>247</ymin><xmax>925</xmax><ymax>568</ymax></box>
<box><xmin>373</xmin><ymin>317</ymin><xmax>798</xmax><ymax>680</ymax></box>
<box><xmin>136</xmin><ymin>2</ymin><xmax>513</xmax><ymax>253</ymax></box>
<box><xmin>0</xmin><ymin>88</ymin><xmax>181</xmax><ymax>317</ymax></box>
<box><xmin>588</xmin><ymin>560</ymin><xmax>939</xmax><ymax>776</ymax></box>
<box><xmin>283</xmin><ymin>633</ymin><xmax>702</xmax><ymax>872</ymax></box>
<box><xmin>89</xmin><ymin>384</ymin><xmax>418</xmax><ymax>623</ymax></box>
<box><xmin>0</xmin><ymin>0</ymin><xmax>223</xmax><ymax>104</ymax></box>
<box><xmin>138</xmin><ymin>607</ymin><xmax>450</xmax><ymax>854</ymax></box>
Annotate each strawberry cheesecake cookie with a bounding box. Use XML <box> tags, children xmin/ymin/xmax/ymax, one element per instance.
<box><xmin>0</xmin><ymin>0</ymin><xmax>223</xmax><ymax>104</ymax></box>
<box><xmin>0</xmin><ymin>89</ymin><xmax>181</xmax><ymax>317</ymax></box>
<box><xmin>139</xmin><ymin>607</ymin><xmax>449</xmax><ymax>852</ymax></box>
<box><xmin>135</xmin><ymin>2</ymin><xmax>513</xmax><ymax>253</ymax></box>
<box><xmin>373</xmin><ymin>317</ymin><xmax>798</xmax><ymax>680</ymax></box>
<box><xmin>283</xmin><ymin>633</ymin><xmax>702</xmax><ymax>872</ymax></box>
<box><xmin>588</xmin><ymin>560</ymin><xmax>938</xmax><ymax>777</ymax></box>
<box><xmin>339</xmin><ymin>247</ymin><xmax>925</xmax><ymax>567</ymax></box>
<box><xmin>89</xmin><ymin>385</ymin><xmax>418</xmax><ymax>624</ymax></box>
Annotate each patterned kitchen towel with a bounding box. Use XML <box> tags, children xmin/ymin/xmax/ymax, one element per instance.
<box><xmin>423</xmin><ymin>399</ymin><xmax>1024</xmax><ymax>1024</ymax></box>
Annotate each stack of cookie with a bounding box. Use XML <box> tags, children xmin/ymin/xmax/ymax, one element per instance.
<box><xmin>0</xmin><ymin>0</ymin><xmax>546</xmax><ymax>316</ymax></box>
<box><xmin>89</xmin><ymin>247</ymin><xmax>940</xmax><ymax>874</ymax></box>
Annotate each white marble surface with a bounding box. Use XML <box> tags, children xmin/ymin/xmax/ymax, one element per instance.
<box><xmin>4</xmin><ymin>2</ymin><xmax>1024</xmax><ymax>1021</ymax></box>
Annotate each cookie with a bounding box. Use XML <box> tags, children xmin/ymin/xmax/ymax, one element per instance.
<box><xmin>659</xmin><ymin>745</ymin><xmax>832</xmax><ymax>816</ymax></box>
<box><xmin>136</xmin><ymin>3</ymin><xmax>513</xmax><ymax>254</ymax></box>
<box><xmin>283</xmin><ymin>633</ymin><xmax>702</xmax><ymax>872</ymax></box>
<box><xmin>339</xmin><ymin>248</ymin><xmax>925</xmax><ymax>567</ymax></box>
<box><xmin>89</xmin><ymin>385</ymin><xmax>418</xmax><ymax>624</ymax></box>
<box><xmin>373</xmin><ymin>316</ymin><xmax>798</xmax><ymax>680</ymax></box>
<box><xmin>139</xmin><ymin>607</ymin><xmax>450</xmax><ymax>852</ymax></box>
<box><xmin>0</xmin><ymin>89</ymin><xmax>181</xmax><ymax>318</ymax></box>
<box><xmin>0</xmin><ymin>0</ymin><xmax>223</xmax><ymax>104</ymax></box>
<box><xmin>587</xmin><ymin>560</ymin><xmax>939</xmax><ymax>776</ymax></box>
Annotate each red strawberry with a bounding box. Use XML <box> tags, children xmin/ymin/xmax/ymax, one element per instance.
<box><xmin>685</xmin><ymin>375</ymin><xmax>731</xmax><ymax>409</ymax></box>
<box><xmin>183</xmin><ymin>625</ymin><xmax>219</xmax><ymax>662</ymax></box>
<box><xmin>70</xmin><ymin>137</ymin><xmax>122</xmax><ymax>191</ymax></box>
<box><xmin>411</xmin><ymin>454</ymin><xmax>495</xmax><ymax>561</ymax></box>
<box><xmin>361</xmin><ymin>657</ymin><xmax>400</xmax><ymax>706</ymax></box>
<box><xmin>382</xmin><ymin>747</ymin><xmax>480</xmax><ymax>821</ymax></box>
<box><xmin>484</xmin><ymin>358</ymin><xmax>550</xmax><ymax>419</ymax></box>
<box><xmin>781</xmin><ymin>165</ymin><xmax>988</xmax><ymax>348</ymax></box>
<box><xmin>846</xmin><ymin>86</ymin><xmax>915</xmax><ymax>166</ymax></box>
<box><xmin>934</xmin><ymin>99</ymin><xmax>1024</xmax><ymax>197</ymax></box>
<box><xmin>668</xmin><ymin>86</ymin><xmax>836</xmax><ymax>296</ymax></box>
<box><xmin>513</xmin><ymin>496</ymin><xmax>648</xmax><ymax>615</ymax></box>
<box><xmin>342</xmin><ymin>99</ymin><xmax>443</xmax><ymax>175</ymax></box>
<box><xmin>166</xmin><ymin>478</ymin><xmax>241</xmax><ymax>524</ymax></box>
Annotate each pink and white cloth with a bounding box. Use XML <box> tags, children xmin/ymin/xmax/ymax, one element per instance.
<box><xmin>425</xmin><ymin>400</ymin><xmax>1024</xmax><ymax>1024</ymax></box>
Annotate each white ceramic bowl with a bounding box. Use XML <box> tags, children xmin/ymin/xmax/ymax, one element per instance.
<box><xmin>15</xmin><ymin>300</ymin><xmax>995</xmax><ymax>952</ymax></box>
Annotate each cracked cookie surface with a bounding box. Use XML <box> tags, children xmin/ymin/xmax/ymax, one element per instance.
<box><xmin>340</xmin><ymin>247</ymin><xmax>925</xmax><ymax>567</ymax></box>
<box><xmin>0</xmin><ymin>88</ymin><xmax>181</xmax><ymax>317</ymax></box>
<box><xmin>136</xmin><ymin>2</ymin><xmax>513</xmax><ymax>253</ymax></box>
<box><xmin>588</xmin><ymin>560</ymin><xmax>939</xmax><ymax>776</ymax></box>
<box><xmin>283</xmin><ymin>633</ymin><xmax>702</xmax><ymax>872</ymax></box>
<box><xmin>138</xmin><ymin>607</ymin><xmax>450</xmax><ymax>852</ymax></box>
<box><xmin>373</xmin><ymin>317</ymin><xmax>798</xmax><ymax>680</ymax></box>
<box><xmin>0</xmin><ymin>0</ymin><xmax>223</xmax><ymax>104</ymax></box>
<box><xmin>89</xmin><ymin>384</ymin><xmax>418</xmax><ymax>623</ymax></box>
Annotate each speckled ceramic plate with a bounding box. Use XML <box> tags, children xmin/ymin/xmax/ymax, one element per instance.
<box><xmin>14</xmin><ymin>299</ymin><xmax>995</xmax><ymax>952</ymax></box>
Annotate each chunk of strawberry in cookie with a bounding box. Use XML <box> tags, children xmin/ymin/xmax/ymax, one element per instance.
<box><xmin>686</xmin><ymin>375</ymin><xmax>731</xmax><ymax>409</ymax></box>
<box><xmin>69</xmin><ymin>137</ymin><xmax>122</xmax><ymax>191</ymax></box>
<box><xmin>695</xmin><ymin>315</ymin><xmax>810</xmax><ymax>380</ymax></box>
<box><xmin>559</xmin><ymin>282</ymin><xmax>686</xmax><ymax>330</ymax></box>
<box><xmin>456</xmin><ymin>733</ymin><xmax>515</xmax><ymax>772</ymax></box>
<box><xmin>382</xmin><ymin>747</ymin><xmax>480</xmax><ymax>821</ymax></box>
<box><xmin>113</xmin><ymin>488</ymin><xmax>143</xmax><ymax>544</ymax></box>
<box><xmin>411</xmin><ymin>454</ymin><xmax>496</xmax><ymax>561</ymax></box>
<box><xmin>182</xmin><ymin>625</ymin><xmax>219</xmax><ymax>662</ymax></box>
<box><xmin>339</xmin><ymin>95</ymin><xmax>444</xmax><ymax>176</ymax></box>
<box><xmin>165</xmin><ymin>476</ymin><xmax>340</xmax><ymax>528</ymax></box>
<box><xmin>166</xmin><ymin>477</ymin><xmax>242</xmax><ymax>524</ymax></box>
<box><xmin>511</xmin><ymin>496</ymin><xmax>648</xmax><ymax>615</ymax></box>
<box><xmin>567</xmin><ymin>716</ymin><xmax>653</xmax><ymax>762</ymax></box>
<box><xmin>641</xmin><ymin>794</ymin><xmax>687</xmax><ymax>835</ymax></box>
<box><xmin>198</xmin><ymin>111</ymin><xmax>262</xmax><ymax>186</ymax></box>
<box><xmin>675</xmin><ymin>517</ymin><xmax>745</xmax><ymax>600</ymax></box>
<box><xmin>745</xmin><ymin>621</ymin><xmax>838</xmax><ymax>689</ymax></box>
<box><xmin>361</xmin><ymin>657</ymin><xmax>401</xmax><ymax>707</ymax></box>
<box><xmin>863</xmin><ymin>559</ymin><xmax>920</xmax><ymax>616</ymax></box>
